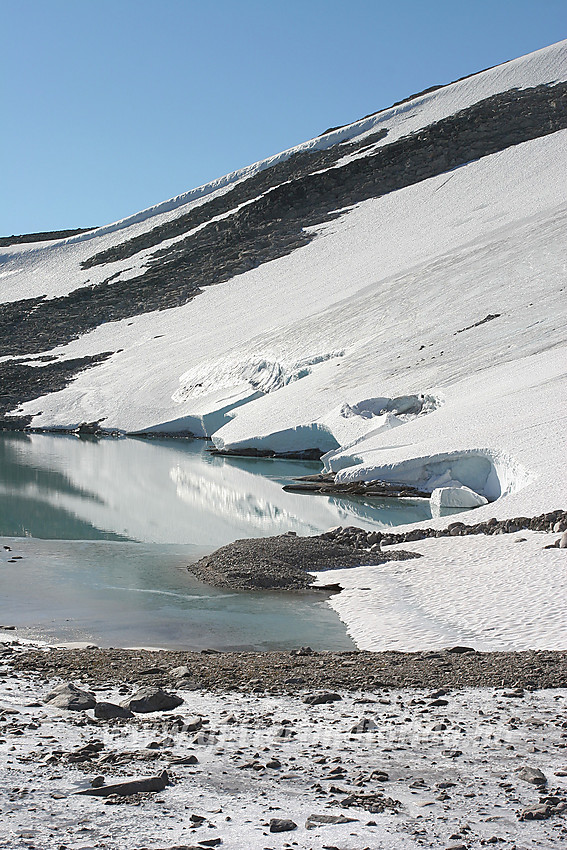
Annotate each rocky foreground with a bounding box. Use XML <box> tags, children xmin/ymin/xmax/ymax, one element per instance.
<box><xmin>1</xmin><ymin>642</ymin><xmax>566</xmax><ymax>850</ymax></box>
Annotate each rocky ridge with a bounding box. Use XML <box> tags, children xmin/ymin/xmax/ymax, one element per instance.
<box><xmin>321</xmin><ymin>508</ymin><xmax>567</xmax><ymax>549</ymax></box>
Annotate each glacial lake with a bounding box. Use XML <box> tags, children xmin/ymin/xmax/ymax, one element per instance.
<box><xmin>0</xmin><ymin>432</ymin><xmax>437</xmax><ymax>650</ymax></box>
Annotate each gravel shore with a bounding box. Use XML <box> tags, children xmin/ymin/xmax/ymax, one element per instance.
<box><xmin>189</xmin><ymin>532</ymin><xmax>420</xmax><ymax>590</ymax></box>
<box><xmin>4</xmin><ymin>644</ymin><xmax>566</xmax><ymax>691</ymax></box>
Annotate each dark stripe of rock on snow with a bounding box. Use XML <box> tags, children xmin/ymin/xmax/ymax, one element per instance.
<box><xmin>320</xmin><ymin>508</ymin><xmax>567</xmax><ymax>548</ymax></box>
<box><xmin>0</xmin><ymin>352</ymin><xmax>113</xmax><ymax>428</ymax></box>
<box><xmin>1</xmin><ymin>83</ymin><xmax>566</xmax><ymax>420</ymax></box>
<box><xmin>188</xmin><ymin>532</ymin><xmax>420</xmax><ymax>591</ymax></box>
<box><xmin>0</xmin><ymin>227</ymin><xmax>96</xmax><ymax>247</ymax></box>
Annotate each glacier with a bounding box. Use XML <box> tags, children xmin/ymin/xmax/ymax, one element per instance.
<box><xmin>1</xmin><ymin>40</ymin><xmax>566</xmax><ymax>651</ymax></box>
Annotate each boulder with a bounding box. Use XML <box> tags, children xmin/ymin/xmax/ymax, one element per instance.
<box><xmin>121</xmin><ymin>687</ymin><xmax>183</xmax><ymax>713</ymax></box>
<box><xmin>44</xmin><ymin>682</ymin><xmax>96</xmax><ymax>711</ymax></box>
<box><xmin>76</xmin><ymin>769</ymin><xmax>170</xmax><ymax>797</ymax></box>
<box><xmin>94</xmin><ymin>701</ymin><xmax>134</xmax><ymax>720</ymax></box>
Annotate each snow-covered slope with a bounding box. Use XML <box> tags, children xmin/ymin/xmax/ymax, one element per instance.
<box><xmin>1</xmin><ymin>40</ymin><xmax>566</xmax><ymax>525</ymax></box>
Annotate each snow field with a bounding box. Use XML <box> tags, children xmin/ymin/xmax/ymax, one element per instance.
<box><xmin>314</xmin><ymin>531</ymin><xmax>567</xmax><ymax>652</ymax></box>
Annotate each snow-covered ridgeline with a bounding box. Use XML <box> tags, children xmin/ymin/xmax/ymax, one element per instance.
<box><xmin>2</xmin><ymin>39</ymin><xmax>566</xmax><ymax>298</ymax></box>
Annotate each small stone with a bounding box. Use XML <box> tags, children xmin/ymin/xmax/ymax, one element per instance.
<box><xmin>192</xmin><ymin>731</ymin><xmax>217</xmax><ymax>745</ymax></box>
<box><xmin>370</xmin><ymin>770</ymin><xmax>389</xmax><ymax>782</ymax></box>
<box><xmin>169</xmin><ymin>665</ymin><xmax>192</xmax><ymax>679</ymax></box>
<box><xmin>520</xmin><ymin>803</ymin><xmax>551</xmax><ymax>820</ymax></box>
<box><xmin>269</xmin><ymin>818</ymin><xmax>297</xmax><ymax>832</ymax></box>
<box><xmin>305</xmin><ymin>813</ymin><xmax>357</xmax><ymax>829</ymax></box>
<box><xmin>182</xmin><ymin>715</ymin><xmax>203</xmax><ymax>733</ymax></box>
<box><xmin>170</xmin><ymin>754</ymin><xmax>199</xmax><ymax>765</ymax></box>
<box><xmin>350</xmin><ymin>717</ymin><xmax>378</xmax><ymax>733</ymax></box>
<box><xmin>94</xmin><ymin>702</ymin><xmax>134</xmax><ymax>720</ymax></box>
<box><xmin>303</xmin><ymin>692</ymin><xmax>342</xmax><ymax>705</ymax></box>
<box><xmin>274</xmin><ymin>726</ymin><xmax>296</xmax><ymax>740</ymax></box>
<box><xmin>516</xmin><ymin>766</ymin><xmax>547</xmax><ymax>785</ymax></box>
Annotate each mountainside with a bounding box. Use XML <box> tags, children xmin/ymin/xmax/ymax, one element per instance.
<box><xmin>1</xmin><ymin>40</ymin><xmax>566</xmax><ymax>522</ymax></box>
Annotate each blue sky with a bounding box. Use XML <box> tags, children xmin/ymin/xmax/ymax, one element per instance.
<box><xmin>1</xmin><ymin>0</ymin><xmax>565</xmax><ymax>235</ymax></box>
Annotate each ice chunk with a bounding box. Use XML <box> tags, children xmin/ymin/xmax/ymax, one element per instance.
<box><xmin>431</xmin><ymin>485</ymin><xmax>489</xmax><ymax>516</ymax></box>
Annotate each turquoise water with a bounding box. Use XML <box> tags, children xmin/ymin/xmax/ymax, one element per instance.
<box><xmin>0</xmin><ymin>433</ymin><xmax>437</xmax><ymax>649</ymax></box>
<box><xmin>1</xmin><ymin>538</ymin><xmax>355</xmax><ymax>650</ymax></box>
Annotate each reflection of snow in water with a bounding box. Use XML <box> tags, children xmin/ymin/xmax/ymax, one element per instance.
<box><xmin>170</xmin><ymin>466</ymin><xmax>316</xmax><ymax>533</ymax></box>
<box><xmin>0</xmin><ymin>434</ymin><xmax>432</xmax><ymax>545</ymax></box>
